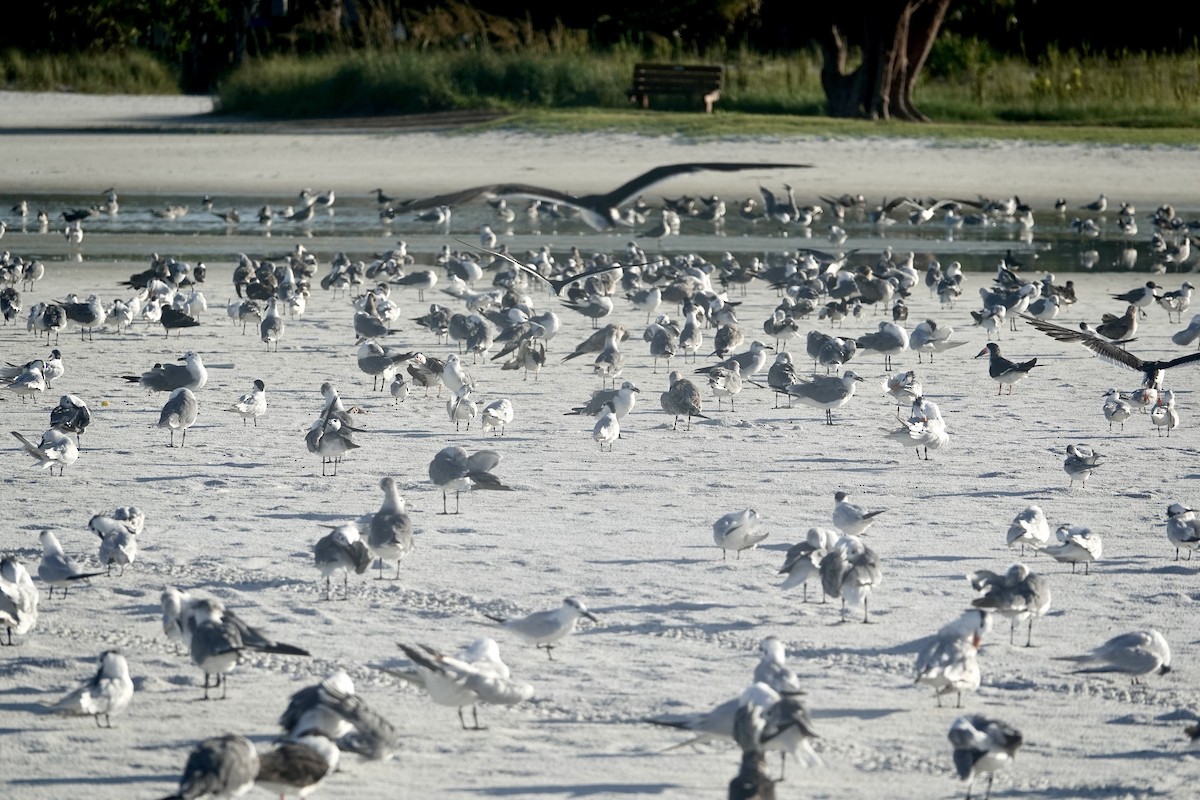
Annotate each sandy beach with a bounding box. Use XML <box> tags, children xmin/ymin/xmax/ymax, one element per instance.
<box><xmin>1</xmin><ymin>92</ymin><xmax>1199</xmax><ymax>799</ymax></box>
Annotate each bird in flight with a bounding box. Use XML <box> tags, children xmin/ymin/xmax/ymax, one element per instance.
<box><xmin>403</xmin><ymin>162</ymin><xmax>810</xmax><ymax>231</ymax></box>
<box><xmin>1018</xmin><ymin>312</ymin><xmax>1200</xmax><ymax>388</ymax></box>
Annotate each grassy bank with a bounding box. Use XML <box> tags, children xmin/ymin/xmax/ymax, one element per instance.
<box><xmin>0</xmin><ymin>49</ymin><xmax>177</xmax><ymax>94</ymax></box>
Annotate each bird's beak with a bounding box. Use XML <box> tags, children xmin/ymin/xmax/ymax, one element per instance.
<box><xmin>853</xmin><ymin>375</ymin><xmax>863</xmax><ymax>382</ymax></box>
<box><xmin>1159</xmin><ymin>665</ymin><xmax>1172</xmax><ymax>675</ymax></box>
<box><xmin>974</xmin><ymin>348</ymin><xmax>988</xmax><ymax>358</ymax></box>
<box><xmin>632</xmin><ymin>388</ymin><xmax>641</xmax><ymax>393</ymax></box>
<box><xmin>583</xmin><ymin>611</ymin><xmax>599</xmax><ymax>623</ymax></box>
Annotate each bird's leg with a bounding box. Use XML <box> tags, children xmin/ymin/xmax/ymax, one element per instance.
<box><xmin>341</xmin><ymin>571</ymin><xmax>349</xmax><ymax>600</ymax></box>
<box><xmin>441</xmin><ymin>490</ymin><xmax>448</xmax><ymax>515</ymax></box>
<box><xmin>394</xmin><ymin>561</ymin><xmax>402</xmax><ymax>580</ymax></box>
<box><xmin>181</xmin><ymin>429</ymin><xmax>187</xmax><ymax>447</ymax></box>
<box><xmin>472</xmin><ymin>706</ymin><xmax>485</xmax><ymax>731</ymax></box>
<box><xmin>458</xmin><ymin>707</ymin><xmax>469</xmax><ymax>730</ymax></box>
<box><xmin>1026</xmin><ymin>618</ymin><xmax>1035</xmax><ymax>648</ymax></box>
<box><xmin>1009</xmin><ymin>620</ymin><xmax>1015</xmax><ymax>646</ymax></box>
<box><xmin>956</xmin><ymin>690</ymin><xmax>962</xmax><ymax>708</ymax></box>
<box><xmin>94</xmin><ymin>713</ymin><xmax>103</xmax><ymax>728</ymax></box>
<box><xmin>377</xmin><ymin>560</ymin><xmax>385</xmax><ymax>580</ymax></box>
<box><xmin>862</xmin><ymin>597</ymin><xmax>870</xmax><ymax>624</ymax></box>
<box><xmin>221</xmin><ymin>674</ymin><xmax>228</xmax><ymax>700</ymax></box>
<box><xmin>455</xmin><ymin>491</ymin><xmax>461</xmax><ymax>514</ymax></box>
<box><xmin>985</xmin><ymin>771</ymin><xmax>994</xmax><ymax>800</ymax></box>
<box><xmin>324</xmin><ymin>575</ymin><xmax>331</xmax><ymax>601</ymax></box>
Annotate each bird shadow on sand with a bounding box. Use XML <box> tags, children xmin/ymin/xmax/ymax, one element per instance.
<box><xmin>587</xmin><ymin>557</ymin><xmax>710</xmax><ymax>567</ymax></box>
<box><xmin>455</xmin><ymin>783</ymin><xmax>681</xmax><ymax>797</ymax></box>
<box><xmin>7</xmin><ymin>775</ymin><xmax>172</xmax><ymax>787</ymax></box>
<box><xmin>999</xmin><ymin>785</ymin><xmax>1173</xmax><ymax>798</ymax></box>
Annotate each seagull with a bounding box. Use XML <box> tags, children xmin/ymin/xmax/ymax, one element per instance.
<box><xmin>121</xmin><ymin>351</ymin><xmax>207</xmax><ymax>392</ymax></box>
<box><xmin>159</xmin><ymin>387</ymin><xmax>199</xmax><ymax>447</ymax></box>
<box><xmin>254</xmin><ymin>734</ymin><xmax>339</xmax><ymax>799</ymax></box>
<box><xmin>227</xmin><ymin>380</ymin><xmax>266</xmax><ymax>426</ymax></box>
<box><xmin>406</xmin><ymin>162</ymin><xmax>810</xmax><ymax>232</ymax></box>
<box><xmin>483</xmin><ymin>597</ymin><xmax>597</xmax><ymax>659</ymax></box>
<box><xmin>313</xmin><ymin>523</ymin><xmax>372</xmax><ymax>600</ymax></box>
<box><xmin>909</xmin><ymin>319</ymin><xmax>966</xmax><ymax>362</ymax></box>
<box><xmin>0</xmin><ymin>557</ymin><xmax>39</xmax><ymax>645</ymax></box>
<box><xmin>161</xmin><ymin>733</ymin><xmax>259</xmax><ymax>800</ymax></box>
<box><xmin>729</xmin><ymin>700</ymin><xmax>777</xmax><ymax>800</ymax></box>
<box><xmin>1101</xmin><ymin>388</ymin><xmax>1132</xmax><ymax>430</ymax></box>
<box><xmin>592</xmin><ymin>401</ymin><xmax>620</xmax><ymax>450</ymax></box>
<box><xmin>11</xmin><ymin>407</ymin><xmax>77</xmax><ymax>464</ymax></box>
<box><xmin>886</xmin><ymin>395</ymin><xmax>949</xmax><ymax>460</ymax></box>
<box><xmin>47</xmin><ymin>650</ymin><xmax>133</xmax><ymax>728</ymax></box>
<box><xmin>1151</xmin><ymin>389</ymin><xmax>1179</xmax><ymax>437</ymax></box>
<box><xmin>785</xmin><ymin>370</ymin><xmax>863</xmax><ymax>425</ymax></box>
<box><xmin>259</xmin><ymin>296</ymin><xmax>285</xmax><ymax>352</ymax></box>
<box><xmin>37</xmin><ymin>530</ymin><xmax>106</xmax><ymax>597</ymax></box>
<box><xmin>1063</xmin><ymin>444</ymin><xmax>1102</xmax><ymax>489</ymax></box>
<box><xmin>660</xmin><ymin>371</ymin><xmax>707</xmax><ymax>430</ymax></box>
<box><xmin>914</xmin><ymin>610</ymin><xmax>990</xmax><ymax>707</ymax></box>
<box><xmin>752</xmin><ymin>636</ymin><xmax>804</xmax><ymax>696</ymax></box>
<box><xmin>366</xmin><ymin>477</ymin><xmax>414</xmax><ymax>580</ymax></box>
<box><xmin>832</xmin><ymin>491</ymin><xmax>885</xmax><ymax>536</ymax></box>
<box><xmin>4</xmin><ymin>359</ymin><xmax>46</xmax><ymax>402</ymax></box>
<box><xmin>713</xmin><ymin>509</ymin><xmax>769</xmax><ymax>560</ymax></box>
<box><xmin>969</xmin><ymin>563</ymin><xmax>1052</xmax><ymax>647</ymax></box>
<box><xmin>446</xmin><ymin>386</ymin><xmax>478</xmax><ymax>431</ymax></box>
<box><xmin>464</xmin><ymin>241</ymin><xmax>628</xmax><ymax>297</ymax></box>
<box><xmin>160</xmin><ymin>305</ymin><xmax>201</xmax><ymax>338</ymax></box>
<box><xmin>1006</xmin><ymin>505</ymin><xmax>1050</xmax><ymax>555</ymax></box>
<box><xmin>565</xmin><ymin>381</ymin><xmax>639</xmax><ymax>419</ymax></box>
<box><xmin>90</xmin><ymin>508</ymin><xmax>142</xmax><ymax>576</ymax></box>
<box><xmin>1055</xmin><ymin>629</ymin><xmax>1171</xmax><ymax>683</ymax></box>
<box><xmin>855</xmin><ymin>320</ymin><xmax>909</xmax><ymax>371</ymax></box>
<box><xmin>391</xmin><ymin>638</ymin><xmax>533</xmax><ymax>730</ymax></box>
<box><xmin>970</xmin><ymin>305</ymin><xmax>1006</xmax><ymax>340</ymax></box>
<box><xmin>1165</xmin><ymin>502</ymin><xmax>1200</xmax><ymax>561</ymax></box>
<box><xmin>779</xmin><ymin>527</ymin><xmax>840</xmax><ymax>603</ymax></box>
<box><xmin>278</xmin><ymin>670</ymin><xmax>399</xmax><ymax>760</ymax></box>
<box><xmin>819</xmin><ymin>535</ymin><xmax>883</xmax><ymax>623</ymax></box>
<box><xmin>976</xmin><ymin>342</ymin><xmax>1039</xmax><ymax>395</ymax></box>
<box><xmin>50</xmin><ymin>394</ymin><xmax>92</xmax><ymax>443</ymax></box>
<box><xmin>428</xmin><ymin>446</ymin><xmax>513</xmax><ymax>514</ymax></box>
<box><xmin>1041</xmin><ymin>523</ymin><xmax>1102</xmax><ymax>574</ymax></box>
<box><xmin>184</xmin><ymin>596</ymin><xmax>310</xmax><ymax>700</ymax></box>
<box><xmin>948</xmin><ymin>715</ymin><xmax>1024</xmax><ymax>800</ymax></box>
<box><xmin>306</xmin><ymin>416</ymin><xmax>359</xmax><ymax>477</ymax></box>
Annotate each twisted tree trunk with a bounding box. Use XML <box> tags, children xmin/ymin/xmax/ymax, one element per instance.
<box><xmin>819</xmin><ymin>0</ymin><xmax>952</xmax><ymax>121</ymax></box>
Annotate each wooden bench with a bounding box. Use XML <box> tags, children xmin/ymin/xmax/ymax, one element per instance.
<box><xmin>629</xmin><ymin>63</ymin><xmax>724</xmax><ymax>113</ymax></box>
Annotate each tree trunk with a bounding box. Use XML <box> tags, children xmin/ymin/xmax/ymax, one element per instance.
<box><xmin>818</xmin><ymin>0</ymin><xmax>952</xmax><ymax>121</ymax></box>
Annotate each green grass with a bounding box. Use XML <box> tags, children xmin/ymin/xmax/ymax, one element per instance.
<box><xmin>0</xmin><ymin>49</ymin><xmax>178</xmax><ymax>94</ymax></box>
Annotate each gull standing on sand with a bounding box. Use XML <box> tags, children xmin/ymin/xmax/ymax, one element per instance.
<box><xmin>37</xmin><ymin>530</ymin><xmax>105</xmax><ymax>597</ymax></box>
<box><xmin>90</xmin><ymin>509</ymin><xmax>141</xmax><ymax>576</ymax></box>
<box><xmin>483</xmin><ymin>597</ymin><xmax>598</xmax><ymax>659</ymax></box>
<box><xmin>786</xmin><ymin>370</ymin><xmax>863</xmax><ymax>425</ymax></box>
<box><xmin>227</xmin><ymin>380</ymin><xmax>266</xmax><ymax>426</ymax></box>
<box><xmin>254</xmin><ymin>733</ymin><xmax>340</xmax><ymax>799</ymax></box>
<box><xmin>713</xmin><ymin>509</ymin><xmax>768</xmax><ymax>560</ymax></box>
<box><xmin>122</xmin><ymin>351</ymin><xmax>207</xmax><ymax>392</ymax></box>
<box><xmin>909</xmin><ymin>319</ymin><xmax>965</xmax><ymax>362</ymax></box>
<box><xmin>1063</xmin><ymin>444</ymin><xmax>1102</xmax><ymax>489</ymax></box>
<box><xmin>592</xmin><ymin>401</ymin><xmax>620</xmax><ymax>450</ymax></box>
<box><xmin>566</xmin><ymin>381</ymin><xmax>640</xmax><ymax>420</ymax></box>
<box><xmin>914</xmin><ymin>609</ymin><xmax>990</xmax><ymax>707</ymax></box>
<box><xmin>832</xmin><ymin>491</ymin><xmax>885</xmax><ymax>536</ymax></box>
<box><xmin>391</xmin><ymin>638</ymin><xmax>533</xmax><ymax>730</ymax></box>
<box><xmin>948</xmin><ymin>715</ymin><xmax>1024</xmax><ymax>800</ymax></box>
<box><xmin>887</xmin><ymin>395</ymin><xmax>949</xmax><ymax>460</ymax></box>
<box><xmin>278</xmin><ymin>670</ymin><xmax>399</xmax><ymax>760</ymax></box>
<box><xmin>969</xmin><ymin>563</ymin><xmax>1052</xmax><ymax>647</ymax></box>
<box><xmin>1101</xmin><ymin>388</ymin><xmax>1132</xmax><ymax>430</ymax></box>
<box><xmin>185</xmin><ymin>597</ymin><xmax>310</xmax><ymax>700</ymax></box>
<box><xmin>855</xmin><ymin>320</ymin><xmax>909</xmax><ymax>371</ymax></box>
<box><xmin>307</xmin><ymin>416</ymin><xmax>359</xmax><ymax>477</ymax></box>
<box><xmin>47</xmin><ymin>650</ymin><xmax>133</xmax><ymax>728</ymax></box>
<box><xmin>660</xmin><ymin>371</ymin><xmax>707</xmax><ymax>430</ymax></box>
<box><xmin>480</xmin><ymin>398</ymin><xmax>514</xmax><ymax>436</ymax></box>
<box><xmin>313</xmin><ymin>523</ymin><xmax>372</xmax><ymax>600</ymax></box>
<box><xmin>752</xmin><ymin>636</ymin><xmax>804</xmax><ymax>695</ymax></box>
<box><xmin>446</xmin><ymin>386</ymin><xmax>478</xmax><ymax>431</ymax></box>
<box><xmin>260</xmin><ymin>296</ymin><xmax>284</xmax><ymax>351</ymax></box>
<box><xmin>3</xmin><ymin>359</ymin><xmax>46</xmax><ymax>402</ymax></box>
<box><xmin>779</xmin><ymin>527</ymin><xmax>840</xmax><ymax>603</ymax></box>
<box><xmin>11</xmin><ymin>428</ymin><xmax>78</xmax><ymax>476</ymax></box>
<box><xmin>1041</xmin><ymin>523</ymin><xmax>1102</xmax><ymax>574</ymax></box>
<box><xmin>820</xmin><ymin>535</ymin><xmax>883</xmax><ymax>623</ymax></box>
<box><xmin>161</xmin><ymin>733</ymin><xmax>259</xmax><ymax>800</ymax></box>
<box><xmin>1150</xmin><ymin>389</ymin><xmax>1179</xmax><ymax>436</ymax></box>
<box><xmin>1006</xmin><ymin>505</ymin><xmax>1050</xmax><ymax>555</ymax></box>
<box><xmin>159</xmin><ymin>387</ymin><xmax>199</xmax><ymax>447</ymax></box>
<box><xmin>428</xmin><ymin>446</ymin><xmax>513</xmax><ymax>514</ymax></box>
<box><xmin>1055</xmin><ymin>629</ymin><xmax>1171</xmax><ymax>683</ymax></box>
<box><xmin>366</xmin><ymin>477</ymin><xmax>413</xmax><ymax>580</ymax></box>
<box><xmin>0</xmin><ymin>557</ymin><xmax>39</xmax><ymax>645</ymax></box>
<box><xmin>50</xmin><ymin>394</ymin><xmax>92</xmax><ymax>443</ymax></box>
<box><xmin>1165</xmin><ymin>502</ymin><xmax>1200</xmax><ymax>561</ymax></box>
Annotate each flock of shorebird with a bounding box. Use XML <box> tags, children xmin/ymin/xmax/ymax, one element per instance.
<box><xmin>3</xmin><ymin>162</ymin><xmax>1200</xmax><ymax>799</ymax></box>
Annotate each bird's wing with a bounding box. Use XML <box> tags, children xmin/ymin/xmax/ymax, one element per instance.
<box><xmin>1017</xmin><ymin>313</ymin><xmax>1145</xmax><ymax>372</ymax></box>
<box><xmin>598</xmin><ymin>163</ymin><xmax>811</xmax><ymax>208</ymax></box>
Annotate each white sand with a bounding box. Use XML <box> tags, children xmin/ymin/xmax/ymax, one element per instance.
<box><xmin>1</xmin><ymin>93</ymin><xmax>1198</xmax><ymax>799</ymax></box>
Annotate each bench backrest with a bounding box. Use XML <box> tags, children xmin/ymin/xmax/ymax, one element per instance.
<box><xmin>632</xmin><ymin>63</ymin><xmax>723</xmax><ymax>93</ymax></box>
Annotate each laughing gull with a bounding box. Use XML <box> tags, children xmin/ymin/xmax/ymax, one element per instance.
<box><xmin>122</xmin><ymin>351</ymin><xmax>207</xmax><ymax>392</ymax></box>
<box><xmin>259</xmin><ymin>296</ymin><xmax>284</xmax><ymax>351</ymax></box>
<box><xmin>1006</xmin><ymin>505</ymin><xmax>1050</xmax><ymax>555</ymax></box>
<box><xmin>1165</xmin><ymin>502</ymin><xmax>1200</xmax><ymax>561</ymax></box>
<box><xmin>313</xmin><ymin>523</ymin><xmax>372</xmax><ymax>600</ymax></box>
<box><xmin>832</xmin><ymin>491</ymin><xmax>885</xmax><ymax>536</ymax></box>
<box><xmin>428</xmin><ymin>446</ymin><xmax>513</xmax><ymax>514</ymax></box>
<box><xmin>566</xmin><ymin>381</ymin><xmax>639</xmax><ymax>419</ymax></box>
<box><xmin>1158</xmin><ymin>281</ymin><xmax>1194</xmax><ymax>322</ymax></box>
<box><xmin>1042</xmin><ymin>523</ymin><xmax>1102</xmax><ymax>573</ymax></box>
<box><xmin>971</xmin><ymin>305</ymin><xmax>1006</xmax><ymax>340</ymax></box>
<box><xmin>855</xmin><ymin>321</ymin><xmax>909</xmax><ymax>371</ymax></box>
<box><xmin>185</xmin><ymin>597</ymin><xmax>310</xmax><ymax>700</ymax></box>
<box><xmin>1063</xmin><ymin>444</ymin><xmax>1102</xmax><ymax>489</ymax></box>
<box><xmin>50</xmin><ymin>394</ymin><xmax>92</xmax><ymax>443</ymax></box>
<box><xmin>1150</xmin><ymin>389</ymin><xmax>1179</xmax><ymax>436</ymax></box>
<box><xmin>1055</xmin><ymin>629</ymin><xmax>1171</xmax><ymax>682</ymax></box>
<box><xmin>819</xmin><ymin>535</ymin><xmax>883</xmax><ymax>623</ymax></box>
<box><xmin>887</xmin><ymin>395</ymin><xmax>949</xmax><ymax>460</ymax></box>
<box><xmin>158</xmin><ymin>387</ymin><xmax>199</xmax><ymax>447</ymax></box>
<box><xmin>660</xmin><ymin>371</ymin><xmax>707</xmax><ymax>430</ymax></box>
<box><xmin>366</xmin><ymin>477</ymin><xmax>414</xmax><ymax>580</ymax></box>
<box><xmin>592</xmin><ymin>402</ymin><xmax>620</xmax><ymax>450</ymax></box>
<box><xmin>227</xmin><ymin>380</ymin><xmax>266</xmax><ymax>426</ymax></box>
<box><xmin>909</xmin><ymin>319</ymin><xmax>965</xmax><ymax>362</ymax></box>
<box><xmin>1101</xmin><ymin>388</ymin><xmax>1132</xmax><ymax>430</ymax></box>
<box><xmin>729</xmin><ymin>701</ymin><xmax>776</xmax><ymax>800</ymax></box>
<box><xmin>357</xmin><ymin>342</ymin><xmax>413</xmax><ymax>391</ymax></box>
<box><xmin>255</xmin><ymin>734</ymin><xmax>339</xmax><ymax>799</ymax></box>
<box><xmin>707</xmin><ymin>366</ymin><xmax>743</xmax><ymax>411</ymax></box>
<box><xmin>91</xmin><ymin>510</ymin><xmax>140</xmax><ymax>577</ymax></box>
<box><xmin>37</xmin><ymin>530</ymin><xmax>105</xmax><ymax>597</ymax></box>
<box><xmin>11</xmin><ymin>428</ymin><xmax>78</xmax><ymax>475</ymax></box>
<box><xmin>480</xmin><ymin>398</ymin><xmax>514</xmax><ymax>436</ymax></box>
<box><xmin>948</xmin><ymin>716</ymin><xmax>1024</xmax><ymax>800</ymax></box>
<box><xmin>0</xmin><ymin>557</ymin><xmax>39</xmax><ymax>645</ymax></box>
<box><xmin>561</xmin><ymin>324</ymin><xmax>629</xmax><ymax>363</ymax></box>
<box><xmin>4</xmin><ymin>359</ymin><xmax>46</xmax><ymax>402</ymax></box>
<box><xmin>467</xmin><ymin>241</ymin><xmax>627</xmax><ymax>297</ymax></box>
<box><xmin>713</xmin><ymin>509</ymin><xmax>768</xmax><ymax>560</ymax></box>
<box><xmin>786</xmin><ymin>370</ymin><xmax>862</xmax><ymax>425</ymax></box>
<box><xmin>446</xmin><ymin>386</ymin><xmax>478</xmax><ymax>431</ymax></box>
<box><xmin>163</xmin><ymin>734</ymin><xmax>259</xmax><ymax>800</ymax></box>
<box><xmin>779</xmin><ymin>527</ymin><xmax>839</xmax><ymax>603</ymax></box>
<box><xmin>696</xmin><ymin>340</ymin><xmax>774</xmax><ymax>381</ymax></box>
<box><xmin>975</xmin><ymin>342</ymin><xmax>1038</xmax><ymax>395</ymax></box>
<box><xmin>47</xmin><ymin>650</ymin><xmax>133</xmax><ymax>728</ymax></box>
<box><xmin>62</xmin><ymin>294</ymin><xmax>106</xmax><ymax>341</ymax></box>
<box><xmin>391</xmin><ymin>638</ymin><xmax>533</xmax><ymax>730</ymax></box>
<box><xmin>1112</xmin><ymin>280</ymin><xmax>1160</xmax><ymax>312</ymax></box>
<box><xmin>279</xmin><ymin>670</ymin><xmax>399</xmax><ymax>759</ymax></box>
<box><xmin>767</xmin><ymin>352</ymin><xmax>798</xmax><ymax>408</ymax></box>
<box><xmin>306</xmin><ymin>414</ymin><xmax>360</xmax><ymax>477</ymax></box>
<box><xmin>969</xmin><ymin>563</ymin><xmax>1052</xmax><ymax>647</ymax></box>
<box><xmin>752</xmin><ymin>636</ymin><xmax>804</xmax><ymax>696</ymax></box>
<box><xmin>483</xmin><ymin>597</ymin><xmax>598</xmax><ymax>659</ymax></box>
<box><xmin>883</xmin><ymin>369</ymin><xmax>921</xmax><ymax>410</ymax></box>
<box><xmin>403</xmin><ymin>162</ymin><xmax>809</xmax><ymax>231</ymax></box>
<box><xmin>914</xmin><ymin>609</ymin><xmax>990</xmax><ymax>707</ymax></box>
